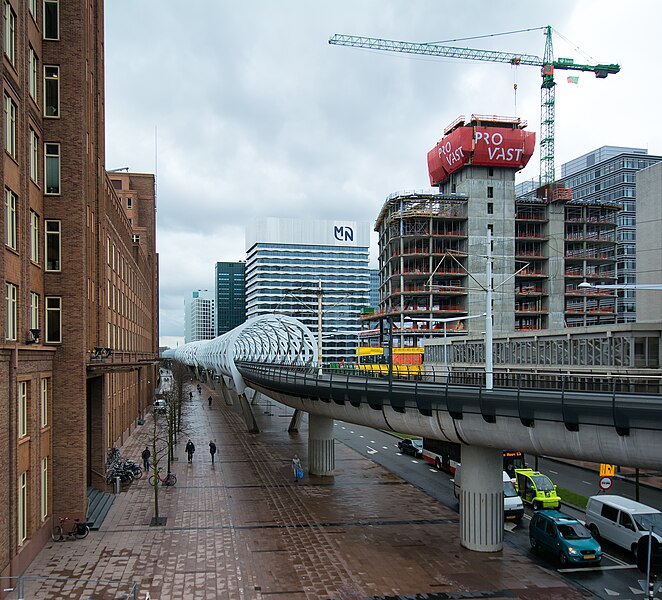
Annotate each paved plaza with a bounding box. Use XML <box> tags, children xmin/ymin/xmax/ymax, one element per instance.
<box><xmin>23</xmin><ymin>380</ymin><xmax>591</xmax><ymax>599</ymax></box>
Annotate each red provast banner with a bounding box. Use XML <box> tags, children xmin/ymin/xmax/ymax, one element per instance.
<box><xmin>427</xmin><ymin>124</ymin><xmax>535</xmax><ymax>186</ymax></box>
<box><xmin>472</xmin><ymin>127</ymin><xmax>535</xmax><ymax>168</ymax></box>
<box><xmin>428</xmin><ymin>126</ymin><xmax>473</xmax><ymax>186</ymax></box>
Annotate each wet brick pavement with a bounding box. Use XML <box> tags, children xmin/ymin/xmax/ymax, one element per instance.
<box><xmin>23</xmin><ymin>381</ymin><xmax>592</xmax><ymax>599</ymax></box>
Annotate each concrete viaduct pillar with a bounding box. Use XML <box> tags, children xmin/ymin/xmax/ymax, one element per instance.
<box><xmin>459</xmin><ymin>445</ymin><xmax>503</xmax><ymax>552</ymax></box>
<box><xmin>308</xmin><ymin>414</ymin><xmax>334</xmax><ymax>476</ymax></box>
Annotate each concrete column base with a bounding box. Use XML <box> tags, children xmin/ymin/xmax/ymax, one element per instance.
<box><xmin>237</xmin><ymin>393</ymin><xmax>259</xmax><ymax>433</ymax></box>
<box><xmin>288</xmin><ymin>409</ymin><xmax>303</xmax><ymax>433</ymax></box>
<box><xmin>308</xmin><ymin>414</ymin><xmax>334</xmax><ymax>476</ymax></box>
<box><xmin>459</xmin><ymin>445</ymin><xmax>503</xmax><ymax>552</ymax></box>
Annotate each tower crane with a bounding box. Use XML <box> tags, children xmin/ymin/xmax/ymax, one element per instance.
<box><xmin>329</xmin><ymin>26</ymin><xmax>619</xmax><ymax>187</ymax></box>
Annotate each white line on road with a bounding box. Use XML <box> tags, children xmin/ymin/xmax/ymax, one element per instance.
<box><xmin>350</xmin><ymin>431</ymin><xmax>355</xmax><ymax>434</ymax></box>
<box><xmin>549</xmin><ymin>470</ymin><xmax>558</xmax><ymax>474</ymax></box>
<box><xmin>366</xmin><ymin>446</ymin><xmax>378</xmax><ymax>455</ymax></box>
<box><xmin>582</xmin><ymin>480</ymin><xmax>592</xmax><ymax>485</ymax></box>
<box><xmin>359</xmin><ymin>435</ymin><xmax>364</xmax><ymax>438</ymax></box>
<box><xmin>558</xmin><ymin>564</ymin><xmax>637</xmax><ymax>573</ymax></box>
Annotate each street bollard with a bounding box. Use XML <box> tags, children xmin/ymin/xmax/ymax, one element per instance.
<box><xmin>114</xmin><ymin>476</ymin><xmax>121</xmax><ymax>494</ymax></box>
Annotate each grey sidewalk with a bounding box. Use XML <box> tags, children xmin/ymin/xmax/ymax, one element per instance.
<box><xmin>23</xmin><ymin>382</ymin><xmax>589</xmax><ymax>599</ymax></box>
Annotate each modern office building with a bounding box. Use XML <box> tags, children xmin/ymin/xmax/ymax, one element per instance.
<box><xmin>369</xmin><ymin>115</ymin><xmax>620</xmax><ymax>348</ymax></box>
<box><xmin>184</xmin><ymin>290</ymin><xmax>216</xmax><ymax>342</ymax></box>
<box><xmin>245</xmin><ymin>217</ymin><xmax>370</xmax><ymax>363</ymax></box>
<box><xmin>215</xmin><ymin>261</ymin><xmax>246</xmax><ymax>335</ymax></box>
<box><xmin>0</xmin><ymin>2</ymin><xmax>158</xmax><ymax>577</ymax></box>
<box><xmin>636</xmin><ymin>161</ymin><xmax>662</xmax><ymax>324</ymax></box>
<box><xmin>517</xmin><ymin>146</ymin><xmax>662</xmax><ymax>322</ymax></box>
<box><xmin>369</xmin><ymin>268</ymin><xmax>380</xmax><ymax>309</ymax></box>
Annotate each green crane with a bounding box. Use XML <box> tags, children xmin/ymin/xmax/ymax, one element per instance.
<box><xmin>329</xmin><ymin>26</ymin><xmax>619</xmax><ymax>187</ymax></box>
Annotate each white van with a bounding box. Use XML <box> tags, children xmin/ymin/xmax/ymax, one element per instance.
<box><xmin>585</xmin><ymin>495</ymin><xmax>662</xmax><ymax>555</ymax></box>
<box><xmin>453</xmin><ymin>466</ymin><xmax>524</xmax><ymax>522</ymax></box>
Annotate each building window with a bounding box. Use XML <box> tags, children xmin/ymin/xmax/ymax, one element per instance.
<box><xmin>30</xmin><ymin>129</ymin><xmax>39</xmax><ymax>182</ymax></box>
<box><xmin>41</xmin><ymin>378</ymin><xmax>48</xmax><ymax>427</ymax></box>
<box><xmin>4</xmin><ymin>1</ymin><xmax>15</xmax><ymax>65</ymax></box>
<box><xmin>29</xmin><ymin>0</ymin><xmax>37</xmax><ymax>20</ymax></box>
<box><xmin>18</xmin><ymin>471</ymin><xmax>27</xmax><ymax>545</ymax></box>
<box><xmin>43</xmin><ymin>0</ymin><xmax>58</xmax><ymax>40</ymax></box>
<box><xmin>132</xmin><ymin>234</ymin><xmax>140</xmax><ymax>243</ymax></box>
<box><xmin>29</xmin><ymin>47</ymin><xmax>38</xmax><ymax>100</ymax></box>
<box><xmin>6</xmin><ymin>282</ymin><xmax>17</xmax><ymax>340</ymax></box>
<box><xmin>18</xmin><ymin>380</ymin><xmax>27</xmax><ymax>438</ymax></box>
<box><xmin>4</xmin><ymin>94</ymin><xmax>16</xmax><ymax>158</ymax></box>
<box><xmin>45</xmin><ymin>296</ymin><xmax>61</xmax><ymax>343</ymax></box>
<box><xmin>127</xmin><ymin>197</ymin><xmax>132</xmax><ymax>209</ymax></box>
<box><xmin>45</xmin><ymin>220</ymin><xmax>61</xmax><ymax>271</ymax></box>
<box><xmin>41</xmin><ymin>457</ymin><xmax>48</xmax><ymax>520</ymax></box>
<box><xmin>30</xmin><ymin>211</ymin><xmax>39</xmax><ymax>263</ymax></box>
<box><xmin>487</xmin><ymin>186</ymin><xmax>494</xmax><ymax>198</ymax></box>
<box><xmin>44</xmin><ymin>143</ymin><xmax>60</xmax><ymax>194</ymax></box>
<box><xmin>31</xmin><ymin>292</ymin><xmax>39</xmax><ymax>330</ymax></box>
<box><xmin>44</xmin><ymin>65</ymin><xmax>59</xmax><ymax>117</ymax></box>
<box><xmin>488</xmin><ymin>167</ymin><xmax>494</xmax><ymax>177</ymax></box>
<box><xmin>5</xmin><ymin>188</ymin><xmax>16</xmax><ymax>249</ymax></box>
<box><xmin>487</xmin><ymin>202</ymin><xmax>494</xmax><ymax>215</ymax></box>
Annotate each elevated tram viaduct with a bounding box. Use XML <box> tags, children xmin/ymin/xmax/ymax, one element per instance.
<box><xmin>168</xmin><ymin>315</ymin><xmax>662</xmax><ymax>553</ymax></box>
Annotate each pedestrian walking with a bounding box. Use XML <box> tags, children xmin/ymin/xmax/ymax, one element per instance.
<box><xmin>185</xmin><ymin>439</ymin><xmax>195</xmax><ymax>463</ymax></box>
<box><xmin>292</xmin><ymin>453</ymin><xmax>302</xmax><ymax>482</ymax></box>
<box><xmin>141</xmin><ymin>446</ymin><xmax>151</xmax><ymax>472</ymax></box>
<box><xmin>189</xmin><ymin>391</ymin><xmax>193</xmax><ymax>401</ymax></box>
<box><xmin>209</xmin><ymin>440</ymin><xmax>217</xmax><ymax>464</ymax></box>
<box><xmin>208</xmin><ymin>395</ymin><xmax>212</xmax><ymax>407</ymax></box>
<box><xmin>197</xmin><ymin>384</ymin><xmax>201</xmax><ymax>394</ymax></box>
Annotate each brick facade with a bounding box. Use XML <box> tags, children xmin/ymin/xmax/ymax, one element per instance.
<box><xmin>0</xmin><ymin>1</ymin><xmax>158</xmax><ymax>577</ymax></box>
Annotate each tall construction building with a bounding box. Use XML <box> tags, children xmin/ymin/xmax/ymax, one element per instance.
<box><xmin>184</xmin><ymin>290</ymin><xmax>216</xmax><ymax>342</ymax></box>
<box><xmin>215</xmin><ymin>261</ymin><xmax>246</xmax><ymax>336</ymax></box>
<box><xmin>0</xmin><ymin>1</ymin><xmax>158</xmax><ymax>577</ymax></box>
<box><xmin>370</xmin><ymin>115</ymin><xmax>620</xmax><ymax>348</ymax></box>
<box><xmin>245</xmin><ymin>217</ymin><xmax>370</xmax><ymax>363</ymax></box>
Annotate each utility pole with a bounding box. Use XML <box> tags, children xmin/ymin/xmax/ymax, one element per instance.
<box><xmin>316</xmin><ymin>279</ymin><xmax>323</xmax><ymax>376</ymax></box>
<box><xmin>485</xmin><ymin>226</ymin><xmax>494</xmax><ymax>390</ymax></box>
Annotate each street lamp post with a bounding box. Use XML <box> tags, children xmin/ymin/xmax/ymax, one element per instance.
<box><xmin>316</xmin><ymin>279</ymin><xmax>323</xmax><ymax>376</ymax></box>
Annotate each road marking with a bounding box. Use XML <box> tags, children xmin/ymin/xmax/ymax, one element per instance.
<box><xmin>382</xmin><ymin>446</ymin><xmax>388</xmax><ymax>450</ymax></box>
<box><xmin>629</xmin><ymin>585</ymin><xmax>646</xmax><ymax>595</ymax></box>
<box><xmin>582</xmin><ymin>480</ymin><xmax>592</xmax><ymax>485</ymax></box>
<box><xmin>350</xmin><ymin>431</ymin><xmax>355</xmax><ymax>434</ymax></box>
<box><xmin>370</xmin><ymin>440</ymin><xmax>375</xmax><ymax>444</ymax></box>
<box><xmin>366</xmin><ymin>446</ymin><xmax>378</xmax><ymax>455</ymax></box>
<box><xmin>359</xmin><ymin>435</ymin><xmax>364</xmax><ymax>438</ymax></box>
<box><xmin>603</xmin><ymin>588</ymin><xmax>620</xmax><ymax>596</ymax></box>
<box><xmin>549</xmin><ymin>470</ymin><xmax>558</xmax><ymax>474</ymax></box>
<box><xmin>429</xmin><ymin>469</ymin><xmax>438</xmax><ymax>473</ymax></box>
<box><xmin>411</xmin><ymin>460</ymin><xmax>419</xmax><ymax>463</ymax></box>
<box><xmin>558</xmin><ymin>564</ymin><xmax>637</xmax><ymax>573</ymax></box>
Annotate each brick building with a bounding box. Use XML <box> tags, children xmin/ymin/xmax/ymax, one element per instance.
<box><xmin>0</xmin><ymin>1</ymin><xmax>158</xmax><ymax>576</ymax></box>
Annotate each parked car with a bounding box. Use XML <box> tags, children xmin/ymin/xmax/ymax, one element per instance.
<box><xmin>584</xmin><ymin>495</ymin><xmax>662</xmax><ymax>556</ymax></box>
<box><xmin>153</xmin><ymin>399</ymin><xmax>167</xmax><ymax>414</ymax></box>
<box><xmin>530</xmin><ymin>509</ymin><xmax>602</xmax><ymax>566</ymax></box>
<box><xmin>514</xmin><ymin>468</ymin><xmax>561</xmax><ymax>510</ymax></box>
<box><xmin>397</xmin><ymin>438</ymin><xmax>423</xmax><ymax>458</ymax></box>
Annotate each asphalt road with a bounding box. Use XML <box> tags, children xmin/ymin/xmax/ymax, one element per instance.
<box><xmin>333</xmin><ymin>421</ymin><xmax>660</xmax><ymax>600</ymax></box>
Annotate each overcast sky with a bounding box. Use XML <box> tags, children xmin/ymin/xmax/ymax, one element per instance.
<box><xmin>104</xmin><ymin>1</ymin><xmax>661</xmax><ymax>347</ymax></box>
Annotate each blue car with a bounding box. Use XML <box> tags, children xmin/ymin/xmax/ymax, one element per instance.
<box><xmin>530</xmin><ymin>510</ymin><xmax>602</xmax><ymax>566</ymax></box>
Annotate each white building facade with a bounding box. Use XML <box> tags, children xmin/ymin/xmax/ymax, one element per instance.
<box><xmin>184</xmin><ymin>290</ymin><xmax>216</xmax><ymax>343</ymax></box>
<box><xmin>245</xmin><ymin>217</ymin><xmax>371</xmax><ymax>363</ymax></box>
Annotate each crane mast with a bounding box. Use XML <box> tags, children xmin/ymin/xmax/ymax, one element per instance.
<box><xmin>329</xmin><ymin>26</ymin><xmax>619</xmax><ymax>187</ymax></box>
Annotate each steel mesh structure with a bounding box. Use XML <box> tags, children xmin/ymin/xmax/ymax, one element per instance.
<box><xmin>170</xmin><ymin>314</ymin><xmax>317</xmax><ymax>393</ymax></box>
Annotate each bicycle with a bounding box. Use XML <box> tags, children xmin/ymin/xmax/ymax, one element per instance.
<box><xmin>148</xmin><ymin>468</ymin><xmax>177</xmax><ymax>487</ymax></box>
<box><xmin>51</xmin><ymin>516</ymin><xmax>90</xmax><ymax>542</ymax></box>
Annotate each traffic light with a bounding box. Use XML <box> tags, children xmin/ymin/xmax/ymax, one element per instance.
<box><xmin>637</xmin><ymin>536</ymin><xmax>662</xmax><ymax>575</ymax></box>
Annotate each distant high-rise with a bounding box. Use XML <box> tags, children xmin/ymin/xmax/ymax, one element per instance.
<box><xmin>245</xmin><ymin>217</ymin><xmax>370</xmax><ymax>362</ymax></box>
<box><xmin>369</xmin><ymin>269</ymin><xmax>380</xmax><ymax>308</ymax></box>
<box><xmin>215</xmin><ymin>262</ymin><xmax>246</xmax><ymax>335</ymax></box>
<box><xmin>184</xmin><ymin>290</ymin><xmax>216</xmax><ymax>342</ymax></box>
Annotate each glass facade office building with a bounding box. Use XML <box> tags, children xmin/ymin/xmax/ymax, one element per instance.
<box><xmin>245</xmin><ymin>217</ymin><xmax>370</xmax><ymax>363</ymax></box>
<box><xmin>215</xmin><ymin>262</ymin><xmax>246</xmax><ymax>335</ymax></box>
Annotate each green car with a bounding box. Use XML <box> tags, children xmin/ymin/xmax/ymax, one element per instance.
<box><xmin>514</xmin><ymin>468</ymin><xmax>561</xmax><ymax>510</ymax></box>
<box><xmin>530</xmin><ymin>510</ymin><xmax>602</xmax><ymax>566</ymax></box>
